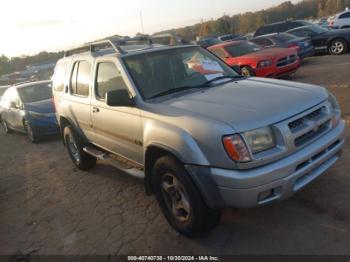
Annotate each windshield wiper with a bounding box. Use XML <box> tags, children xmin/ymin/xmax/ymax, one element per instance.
<box><xmin>204</xmin><ymin>75</ymin><xmax>244</xmax><ymax>85</ymax></box>
<box><xmin>149</xmin><ymin>84</ymin><xmax>209</xmax><ymax>99</ymax></box>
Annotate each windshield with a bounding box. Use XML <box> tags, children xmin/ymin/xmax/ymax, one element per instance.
<box><xmin>17</xmin><ymin>83</ymin><xmax>52</xmax><ymax>103</ymax></box>
<box><xmin>123</xmin><ymin>47</ymin><xmax>239</xmax><ymax>99</ymax></box>
<box><xmin>273</xmin><ymin>33</ymin><xmax>296</xmax><ymax>41</ymax></box>
<box><xmin>224</xmin><ymin>41</ymin><xmax>261</xmax><ymax>57</ymax></box>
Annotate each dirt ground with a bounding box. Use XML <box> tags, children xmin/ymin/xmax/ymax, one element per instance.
<box><xmin>0</xmin><ymin>54</ymin><xmax>350</xmax><ymax>256</ymax></box>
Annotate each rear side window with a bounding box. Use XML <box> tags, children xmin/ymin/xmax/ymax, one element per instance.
<box><xmin>95</xmin><ymin>62</ymin><xmax>128</xmax><ymax>100</ymax></box>
<box><xmin>70</xmin><ymin>61</ymin><xmax>91</xmax><ymax>97</ymax></box>
<box><xmin>53</xmin><ymin>62</ymin><xmax>68</xmax><ymax>92</ymax></box>
<box><xmin>339</xmin><ymin>12</ymin><xmax>350</xmax><ymax>19</ymax></box>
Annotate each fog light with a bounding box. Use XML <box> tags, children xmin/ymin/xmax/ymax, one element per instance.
<box><xmin>258</xmin><ymin>189</ymin><xmax>274</xmax><ymax>202</ymax></box>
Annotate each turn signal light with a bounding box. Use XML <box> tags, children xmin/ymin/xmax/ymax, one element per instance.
<box><xmin>222</xmin><ymin>135</ymin><xmax>251</xmax><ymax>162</ymax></box>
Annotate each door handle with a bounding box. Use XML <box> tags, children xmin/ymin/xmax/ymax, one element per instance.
<box><xmin>92</xmin><ymin>107</ymin><xmax>100</xmax><ymax>113</ymax></box>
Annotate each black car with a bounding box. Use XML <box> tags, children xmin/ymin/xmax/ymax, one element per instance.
<box><xmin>0</xmin><ymin>80</ymin><xmax>59</xmax><ymax>142</ymax></box>
<box><xmin>196</xmin><ymin>37</ymin><xmax>223</xmax><ymax>49</ymax></box>
<box><xmin>287</xmin><ymin>25</ymin><xmax>350</xmax><ymax>55</ymax></box>
<box><xmin>254</xmin><ymin>20</ymin><xmax>313</xmax><ymax>37</ymax></box>
<box><xmin>250</xmin><ymin>33</ymin><xmax>315</xmax><ymax>59</ymax></box>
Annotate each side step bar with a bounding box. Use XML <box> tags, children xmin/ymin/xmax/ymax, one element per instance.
<box><xmin>83</xmin><ymin>146</ymin><xmax>144</xmax><ymax>179</ymax></box>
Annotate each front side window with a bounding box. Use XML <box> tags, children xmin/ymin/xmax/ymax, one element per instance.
<box><xmin>17</xmin><ymin>83</ymin><xmax>52</xmax><ymax>103</ymax></box>
<box><xmin>70</xmin><ymin>61</ymin><xmax>91</xmax><ymax>97</ymax></box>
<box><xmin>123</xmin><ymin>47</ymin><xmax>238</xmax><ymax>99</ymax></box>
<box><xmin>95</xmin><ymin>62</ymin><xmax>128</xmax><ymax>100</ymax></box>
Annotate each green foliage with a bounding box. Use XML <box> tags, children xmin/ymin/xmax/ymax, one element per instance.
<box><xmin>156</xmin><ymin>0</ymin><xmax>350</xmax><ymax>40</ymax></box>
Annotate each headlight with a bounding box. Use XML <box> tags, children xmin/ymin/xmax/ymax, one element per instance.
<box><xmin>244</xmin><ymin>126</ymin><xmax>275</xmax><ymax>154</ymax></box>
<box><xmin>327</xmin><ymin>92</ymin><xmax>340</xmax><ymax>111</ymax></box>
<box><xmin>257</xmin><ymin>60</ymin><xmax>272</xmax><ymax>68</ymax></box>
<box><xmin>327</xmin><ymin>92</ymin><xmax>341</xmax><ymax>126</ymax></box>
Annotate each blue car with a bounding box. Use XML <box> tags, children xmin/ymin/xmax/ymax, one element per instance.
<box><xmin>0</xmin><ymin>80</ymin><xmax>59</xmax><ymax>142</ymax></box>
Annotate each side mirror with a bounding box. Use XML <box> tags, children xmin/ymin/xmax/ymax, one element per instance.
<box><xmin>106</xmin><ymin>89</ymin><xmax>135</xmax><ymax>107</ymax></box>
<box><xmin>9</xmin><ymin>101</ymin><xmax>17</xmax><ymax>109</ymax></box>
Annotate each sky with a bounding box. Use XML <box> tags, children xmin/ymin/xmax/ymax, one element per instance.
<box><xmin>0</xmin><ymin>0</ymin><xmax>300</xmax><ymax>57</ymax></box>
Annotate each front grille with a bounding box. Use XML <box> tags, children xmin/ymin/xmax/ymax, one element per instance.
<box><xmin>288</xmin><ymin>107</ymin><xmax>325</xmax><ymax>132</ymax></box>
<box><xmin>294</xmin><ymin>120</ymin><xmax>331</xmax><ymax>147</ymax></box>
<box><xmin>276</xmin><ymin>55</ymin><xmax>297</xmax><ymax>67</ymax></box>
<box><xmin>288</xmin><ymin>106</ymin><xmax>331</xmax><ymax>147</ymax></box>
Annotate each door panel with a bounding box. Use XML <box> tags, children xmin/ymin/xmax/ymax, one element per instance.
<box><xmin>90</xmin><ymin>60</ymin><xmax>142</xmax><ymax>164</ymax></box>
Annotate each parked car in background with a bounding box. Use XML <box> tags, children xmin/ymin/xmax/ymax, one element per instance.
<box><xmin>329</xmin><ymin>9</ymin><xmax>350</xmax><ymax>29</ymax></box>
<box><xmin>250</xmin><ymin>33</ymin><xmax>314</xmax><ymax>59</ymax></box>
<box><xmin>208</xmin><ymin>40</ymin><xmax>300</xmax><ymax>77</ymax></box>
<box><xmin>53</xmin><ymin>39</ymin><xmax>345</xmax><ymax>237</ymax></box>
<box><xmin>0</xmin><ymin>81</ymin><xmax>59</xmax><ymax>142</ymax></box>
<box><xmin>196</xmin><ymin>37</ymin><xmax>223</xmax><ymax>49</ymax></box>
<box><xmin>254</xmin><ymin>20</ymin><xmax>313</xmax><ymax>37</ymax></box>
<box><xmin>218</xmin><ymin>34</ymin><xmax>246</xmax><ymax>42</ymax></box>
<box><xmin>287</xmin><ymin>25</ymin><xmax>350</xmax><ymax>55</ymax></box>
<box><xmin>0</xmin><ymin>85</ymin><xmax>10</xmax><ymax>101</ymax></box>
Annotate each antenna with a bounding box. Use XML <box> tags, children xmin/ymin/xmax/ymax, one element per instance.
<box><xmin>139</xmin><ymin>11</ymin><xmax>145</xmax><ymax>34</ymax></box>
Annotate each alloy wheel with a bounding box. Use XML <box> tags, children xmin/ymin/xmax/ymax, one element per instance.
<box><xmin>161</xmin><ymin>173</ymin><xmax>191</xmax><ymax>222</ymax></box>
<box><xmin>67</xmin><ymin>134</ymin><xmax>81</xmax><ymax>163</ymax></box>
<box><xmin>330</xmin><ymin>41</ymin><xmax>345</xmax><ymax>55</ymax></box>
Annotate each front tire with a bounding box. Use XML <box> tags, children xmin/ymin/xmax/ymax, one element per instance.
<box><xmin>329</xmin><ymin>39</ymin><xmax>348</xmax><ymax>55</ymax></box>
<box><xmin>152</xmin><ymin>155</ymin><xmax>221</xmax><ymax>237</ymax></box>
<box><xmin>64</xmin><ymin>125</ymin><xmax>96</xmax><ymax>170</ymax></box>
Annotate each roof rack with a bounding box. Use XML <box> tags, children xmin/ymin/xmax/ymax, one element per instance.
<box><xmin>64</xmin><ymin>38</ymin><xmax>154</xmax><ymax>57</ymax></box>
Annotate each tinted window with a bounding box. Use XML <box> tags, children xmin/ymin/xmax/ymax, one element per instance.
<box><xmin>95</xmin><ymin>62</ymin><xmax>128</xmax><ymax>100</ymax></box>
<box><xmin>70</xmin><ymin>61</ymin><xmax>91</xmax><ymax>97</ymax></box>
<box><xmin>289</xmin><ymin>28</ymin><xmax>311</xmax><ymax>37</ymax></box>
<box><xmin>53</xmin><ymin>62</ymin><xmax>68</xmax><ymax>92</ymax></box>
<box><xmin>250</xmin><ymin>38</ymin><xmax>266</xmax><ymax>46</ymax></box>
<box><xmin>339</xmin><ymin>12</ymin><xmax>350</xmax><ymax>19</ymax></box>
<box><xmin>225</xmin><ymin>42</ymin><xmax>261</xmax><ymax>57</ymax></box>
<box><xmin>276</xmin><ymin>23</ymin><xmax>290</xmax><ymax>32</ymax></box>
<box><xmin>210</xmin><ymin>48</ymin><xmax>227</xmax><ymax>60</ymax></box>
<box><xmin>273</xmin><ymin>33</ymin><xmax>296</xmax><ymax>41</ymax></box>
<box><xmin>255</xmin><ymin>25</ymin><xmax>275</xmax><ymax>36</ymax></box>
<box><xmin>17</xmin><ymin>83</ymin><xmax>52</xmax><ymax>103</ymax></box>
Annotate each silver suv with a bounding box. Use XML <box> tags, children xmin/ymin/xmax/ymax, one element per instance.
<box><xmin>53</xmin><ymin>39</ymin><xmax>345</xmax><ymax>237</ymax></box>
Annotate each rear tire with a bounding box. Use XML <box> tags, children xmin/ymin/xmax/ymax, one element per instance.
<box><xmin>152</xmin><ymin>155</ymin><xmax>221</xmax><ymax>237</ymax></box>
<box><xmin>329</xmin><ymin>39</ymin><xmax>348</xmax><ymax>55</ymax></box>
<box><xmin>240</xmin><ymin>66</ymin><xmax>255</xmax><ymax>77</ymax></box>
<box><xmin>24</xmin><ymin>120</ymin><xmax>39</xmax><ymax>143</ymax></box>
<box><xmin>64</xmin><ymin>125</ymin><xmax>96</xmax><ymax>170</ymax></box>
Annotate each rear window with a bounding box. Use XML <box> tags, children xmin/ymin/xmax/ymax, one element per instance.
<box><xmin>225</xmin><ymin>42</ymin><xmax>261</xmax><ymax>57</ymax></box>
<box><xmin>339</xmin><ymin>12</ymin><xmax>350</xmax><ymax>19</ymax></box>
<box><xmin>17</xmin><ymin>83</ymin><xmax>52</xmax><ymax>103</ymax></box>
<box><xmin>255</xmin><ymin>25</ymin><xmax>275</xmax><ymax>36</ymax></box>
<box><xmin>53</xmin><ymin>62</ymin><xmax>68</xmax><ymax>92</ymax></box>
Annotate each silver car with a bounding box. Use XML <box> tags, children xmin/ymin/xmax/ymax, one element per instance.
<box><xmin>52</xmin><ymin>39</ymin><xmax>345</xmax><ymax>237</ymax></box>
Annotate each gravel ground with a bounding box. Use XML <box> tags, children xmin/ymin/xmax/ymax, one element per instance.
<box><xmin>0</xmin><ymin>54</ymin><xmax>349</xmax><ymax>256</ymax></box>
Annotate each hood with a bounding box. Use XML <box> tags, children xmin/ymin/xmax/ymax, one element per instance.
<box><xmin>240</xmin><ymin>48</ymin><xmax>295</xmax><ymax>60</ymax></box>
<box><xmin>162</xmin><ymin>77</ymin><xmax>328</xmax><ymax>132</ymax></box>
<box><xmin>24</xmin><ymin>99</ymin><xmax>55</xmax><ymax>114</ymax></box>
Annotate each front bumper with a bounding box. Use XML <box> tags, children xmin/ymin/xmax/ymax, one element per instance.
<box><xmin>254</xmin><ymin>60</ymin><xmax>300</xmax><ymax>78</ymax></box>
<box><xmin>186</xmin><ymin>120</ymin><xmax>345</xmax><ymax>208</ymax></box>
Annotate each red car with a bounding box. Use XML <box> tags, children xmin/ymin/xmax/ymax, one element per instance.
<box><xmin>208</xmin><ymin>40</ymin><xmax>300</xmax><ymax>78</ymax></box>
